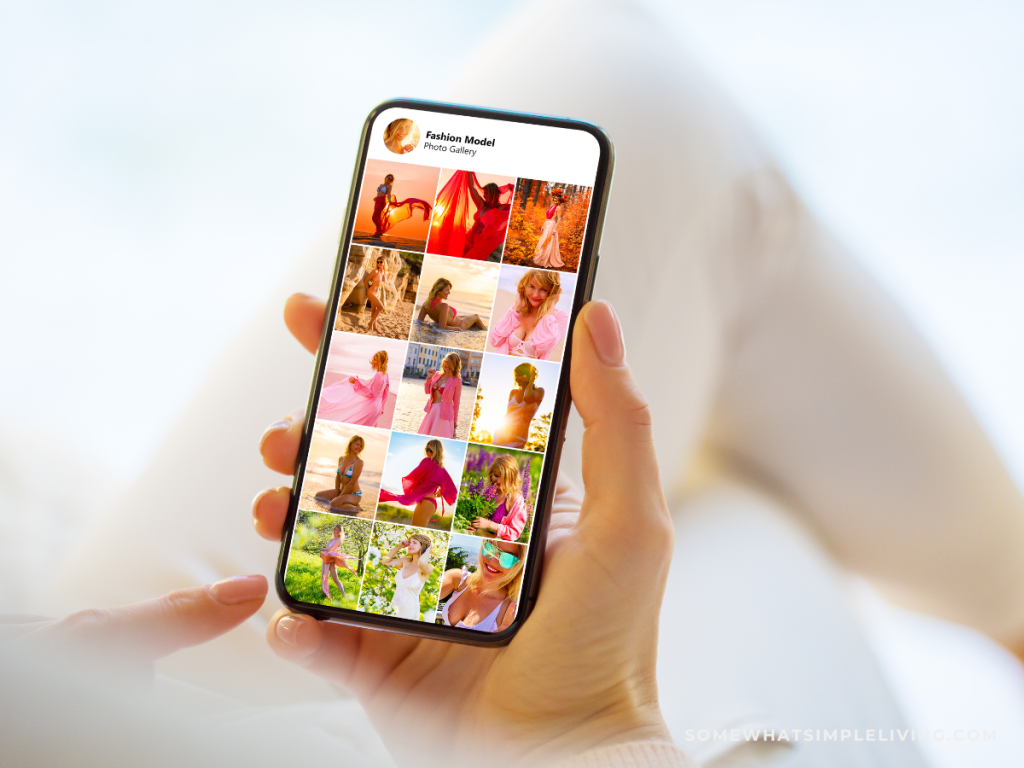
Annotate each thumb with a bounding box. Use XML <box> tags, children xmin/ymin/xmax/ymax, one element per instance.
<box><xmin>34</xmin><ymin>575</ymin><xmax>267</xmax><ymax>663</ymax></box>
<box><xmin>570</xmin><ymin>301</ymin><xmax>670</xmax><ymax>547</ymax></box>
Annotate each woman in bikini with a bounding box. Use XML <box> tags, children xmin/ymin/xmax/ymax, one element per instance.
<box><xmin>466</xmin><ymin>454</ymin><xmax>528</xmax><ymax>541</ymax></box>
<box><xmin>532</xmin><ymin>188</ymin><xmax>565</xmax><ymax>269</ymax></box>
<box><xmin>439</xmin><ymin>538</ymin><xmax>525</xmax><ymax>633</ymax></box>
<box><xmin>371</xmin><ymin>173</ymin><xmax>431</xmax><ymax>238</ymax></box>
<box><xmin>378</xmin><ymin>439</ymin><xmax>458</xmax><ymax>528</ymax></box>
<box><xmin>488</xmin><ymin>269</ymin><xmax>569</xmax><ymax>361</ymax></box>
<box><xmin>363</xmin><ymin>255</ymin><xmax>389</xmax><ymax>333</ymax></box>
<box><xmin>419</xmin><ymin>352</ymin><xmax>462</xmax><ymax>439</ymax></box>
<box><xmin>319</xmin><ymin>524</ymin><xmax>360</xmax><ymax>601</ymax></box>
<box><xmin>492</xmin><ymin>363</ymin><xmax>544</xmax><ymax>449</ymax></box>
<box><xmin>381</xmin><ymin>532</ymin><xmax>434</xmax><ymax>620</ymax></box>
<box><xmin>417</xmin><ymin>278</ymin><xmax>488</xmax><ymax>331</ymax></box>
<box><xmin>314</xmin><ymin>435</ymin><xmax>364</xmax><ymax>512</ymax></box>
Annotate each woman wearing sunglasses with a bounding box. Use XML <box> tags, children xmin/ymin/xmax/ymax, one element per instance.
<box><xmin>438</xmin><ymin>539</ymin><xmax>525</xmax><ymax>633</ymax></box>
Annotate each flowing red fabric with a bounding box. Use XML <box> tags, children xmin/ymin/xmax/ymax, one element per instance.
<box><xmin>378</xmin><ymin>457</ymin><xmax>458</xmax><ymax>512</ymax></box>
<box><xmin>373</xmin><ymin>195</ymin><xmax>432</xmax><ymax>236</ymax></box>
<box><xmin>428</xmin><ymin>171</ymin><xmax>475</xmax><ymax>256</ymax></box>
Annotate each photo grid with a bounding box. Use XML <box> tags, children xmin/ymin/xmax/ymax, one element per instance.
<box><xmin>284</xmin><ymin>153</ymin><xmax>593</xmax><ymax>633</ymax></box>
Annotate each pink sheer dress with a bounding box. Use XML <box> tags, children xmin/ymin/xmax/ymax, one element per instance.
<box><xmin>318</xmin><ymin>370</ymin><xmax>389</xmax><ymax>427</ymax></box>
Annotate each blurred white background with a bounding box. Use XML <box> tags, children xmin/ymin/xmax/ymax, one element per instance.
<box><xmin>1</xmin><ymin>1</ymin><xmax>1022</xmax><ymax>766</ymax></box>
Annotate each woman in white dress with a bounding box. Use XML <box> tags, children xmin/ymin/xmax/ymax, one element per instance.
<box><xmin>381</xmin><ymin>532</ymin><xmax>434</xmax><ymax>620</ymax></box>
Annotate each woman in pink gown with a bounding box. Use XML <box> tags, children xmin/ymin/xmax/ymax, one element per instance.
<box><xmin>319</xmin><ymin>524</ymin><xmax>360</xmax><ymax>601</ymax></box>
<box><xmin>532</xmin><ymin>188</ymin><xmax>565</xmax><ymax>268</ymax></box>
<box><xmin>418</xmin><ymin>352</ymin><xmax>463</xmax><ymax>439</ymax></box>
<box><xmin>489</xmin><ymin>269</ymin><xmax>569</xmax><ymax>361</ymax></box>
<box><xmin>492</xmin><ymin>363</ymin><xmax>544</xmax><ymax>449</ymax></box>
<box><xmin>466</xmin><ymin>454</ymin><xmax>529</xmax><ymax>541</ymax></box>
<box><xmin>371</xmin><ymin>173</ymin><xmax>432</xmax><ymax>238</ymax></box>
<box><xmin>378</xmin><ymin>439</ymin><xmax>459</xmax><ymax>528</ymax></box>
<box><xmin>318</xmin><ymin>350</ymin><xmax>390</xmax><ymax>427</ymax></box>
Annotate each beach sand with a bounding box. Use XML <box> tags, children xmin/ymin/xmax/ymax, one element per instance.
<box><xmin>352</xmin><ymin>231</ymin><xmax>427</xmax><ymax>253</ymax></box>
<box><xmin>336</xmin><ymin>300</ymin><xmax>414</xmax><ymax>341</ymax></box>
<box><xmin>298</xmin><ymin>422</ymin><xmax>388</xmax><ymax>520</ymax></box>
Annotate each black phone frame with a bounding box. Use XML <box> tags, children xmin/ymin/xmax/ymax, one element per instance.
<box><xmin>275</xmin><ymin>98</ymin><xmax>614</xmax><ymax>647</ymax></box>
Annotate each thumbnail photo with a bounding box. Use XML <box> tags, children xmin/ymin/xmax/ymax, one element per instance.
<box><xmin>392</xmin><ymin>342</ymin><xmax>480</xmax><ymax>442</ymax></box>
<box><xmin>383</xmin><ymin>117</ymin><xmax>421</xmax><ymax>155</ymax></box>
<box><xmin>427</xmin><ymin>169</ymin><xmax>515</xmax><ymax>261</ymax></box>
<box><xmin>469</xmin><ymin>354</ymin><xmax>558</xmax><ymax>452</ymax></box>
<box><xmin>284</xmin><ymin>513</ymin><xmax>371</xmax><ymax>610</ymax></box>
<box><xmin>437</xmin><ymin>533</ymin><xmax>525</xmax><ymax>633</ymax></box>
<box><xmin>335</xmin><ymin>246</ymin><xmax>421</xmax><ymax>340</ymax></box>
<box><xmin>411</xmin><ymin>256</ymin><xmax>498</xmax><ymax>352</ymax></box>
<box><xmin>298</xmin><ymin>421</ymin><xmax>388</xmax><ymax>519</ymax></box>
<box><xmin>375</xmin><ymin>432</ymin><xmax>468</xmax><ymax>531</ymax></box>
<box><xmin>454</xmin><ymin>445</ymin><xmax>541</xmax><ymax>544</ymax></box>
<box><xmin>359</xmin><ymin>523</ymin><xmax>449</xmax><ymax>621</ymax></box>
<box><xmin>502</xmin><ymin>179</ymin><xmax>592</xmax><ymax>272</ymax></box>
<box><xmin>486</xmin><ymin>266</ymin><xmax>573</xmax><ymax>362</ymax></box>
<box><xmin>316</xmin><ymin>332</ymin><xmax>406</xmax><ymax>430</ymax></box>
<box><xmin>352</xmin><ymin>159</ymin><xmax>439</xmax><ymax>252</ymax></box>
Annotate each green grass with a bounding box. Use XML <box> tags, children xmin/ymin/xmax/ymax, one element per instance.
<box><xmin>375</xmin><ymin>502</ymin><xmax>454</xmax><ymax>532</ymax></box>
<box><xmin>284</xmin><ymin>549</ymin><xmax>360</xmax><ymax>611</ymax></box>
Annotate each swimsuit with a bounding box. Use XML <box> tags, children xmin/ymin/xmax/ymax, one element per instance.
<box><xmin>428</xmin><ymin>294</ymin><xmax>456</xmax><ymax>319</ymax></box>
<box><xmin>338</xmin><ymin>462</ymin><xmax>362</xmax><ymax>497</ymax></box>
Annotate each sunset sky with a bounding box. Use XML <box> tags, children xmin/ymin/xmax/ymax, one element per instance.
<box><xmin>353</xmin><ymin>159</ymin><xmax>440</xmax><ymax>239</ymax></box>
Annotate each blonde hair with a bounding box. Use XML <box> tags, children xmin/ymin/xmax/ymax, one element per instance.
<box><xmin>425</xmin><ymin>438</ymin><xmax>444</xmax><ymax>466</ymax></box>
<box><xmin>513</xmin><ymin>362</ymin><xmax>537</xmax><ymax>385</ymax></box>
<box><xmin>384</xmin><ymin>118</ymin><xmax>417</xmax><ymax>147</ymax></box>
<box><xmin>425</xmin><ymin>278</ymin><xmax>452</xmax><ymax>308</ymax></box>
<box><xmin>487</xmin><ymin>455</ymin><xmax>521</xmax><ymax>501</ymax></box>
<box><xmin>345</xmin><ymin>435</ymin><xmax>364</xmax><ymax>457</ymax></box>
<box><xmin>467</xmin><ymin>541</ymin><xmax>526</xmax><ymax>601</ymax></box>
<box><xmin>515</xmin><ymin>269</ymin><xmax>562</xmax><ymax>319</ymax></box>
<box><xmin>442</xmin><ymin>351</ymin><xmax>462</xmax><ymax>377</ymax></box>
<box><xmin>409</xmin><ymin>532</ymin><xmax>432</xmax><ymax>558</ymax></box>
<box><xmin>371</xmin><ymin>350</ymin><xmax>388</xmax><ymax>374</ymax></box>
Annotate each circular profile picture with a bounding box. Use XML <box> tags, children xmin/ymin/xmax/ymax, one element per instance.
<box><xmin>384</xmin><ymin>118</ymin><xmax>421</xmax><ymax>155</ymax></box>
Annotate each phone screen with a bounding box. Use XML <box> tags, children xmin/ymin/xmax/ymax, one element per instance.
<box><xmin>278</xmin><ymin>101</ymin><xmax>610</xmax><ymax>643</ymax></box>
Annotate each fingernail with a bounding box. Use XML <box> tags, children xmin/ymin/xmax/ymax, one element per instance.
<box><xmin>207</xmin><ymin>575</ymin><xmax>267</xmax><ymax>605</ymax></box>
<box><xmin>276</xmin><ymin>615</ymin><xmax>306</xmax><ymax>646</ymax></box>
<box><xmin>252</xmin><ymin>487</ymin><xmax>274</xmax><ymax>512</ymax></box>
<box><xmin>585</xmin><ymin>300</ymin><xmax>626</xmax><ymax>366</ymax></box>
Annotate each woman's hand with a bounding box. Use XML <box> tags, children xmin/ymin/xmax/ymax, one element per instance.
<box><xmin>255</xmin><ymin>293</ymin><xmax>673</xmax><ymax>765</ymax></box>
<box><xmin>472</xmin><ymin>517</ymin><xmax>497</xmax><ymax>533</ymax></box>
<box><xmin>2</xmin><ymin>577</ymin><xmax>267</xmax><ymax>681</ymax></box>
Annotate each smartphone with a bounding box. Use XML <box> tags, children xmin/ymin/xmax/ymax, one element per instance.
<box><xmin>275</xmin><ymin>99</ymin><xmax>613</xmax><ymax>646</ymax></box>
